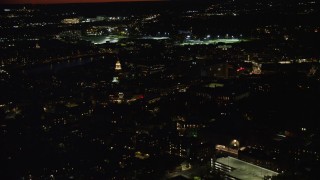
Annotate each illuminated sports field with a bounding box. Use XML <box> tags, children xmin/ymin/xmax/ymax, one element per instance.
<box><xmin>82</xmin><ymin>35</ymin><xmax>170</xmax><ymax>44</ymax></box>
<box><xmin>180</xmin><ymin>38</ymin><xmax>248</xmax><ymax>46</ymax></box>
<box><xmin>216</xmin><ymin>157</ymin><xmax>278</xmax><ymax>180</ymax></box>
<box><xmin>139</xmin><ymin>36</ymin><xmax>170</xmax><ymax>40</ymax></box>
<box><xmin>82</xmin><ymin>35</ymin><xmax>127</xmax><ymax>44</ymax></box>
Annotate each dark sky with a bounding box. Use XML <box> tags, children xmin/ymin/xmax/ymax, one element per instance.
<box><xmin>1</xmin><ymin>0</ymin><xmax>164</xmax><ymax>4</ymax></box>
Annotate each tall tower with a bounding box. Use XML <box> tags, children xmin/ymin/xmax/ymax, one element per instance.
<box><xmin>115</xmin><ymin>60</ymin><xmax>122</xmax><ymax>71</ymax></box>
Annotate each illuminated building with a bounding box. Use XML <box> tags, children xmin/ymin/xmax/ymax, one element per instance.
<box><xmin>112</xmin><ymin>59</ymin><xmax>122</xmax><ymax>84</ymax></box>
<box><xmin>109</xmin><ymin>92</ymin><xmax>125</xmax><ymax>104</ymax></box>
<box><xmin>135</xmin><ymin>151</ymin><xmax>150</xmax><ymax>160</ymax></box>
<box><xmin>214</xmin><ymin>157</ymin><xmax>278</xmax><ymax>179</ymax></box>
<box><xmin>191</xmin><ymin>83</ymin><xmax>250</xmax><ymax>106</ymax></box>
<box><xmin>35</xmin><ymin>43</ymin><xmax>40</xmax><ymax>49</ymax></box>
<box><xmin>230</xmin><ymin>139</ymin><xmax>240</xmax><ymax>150</ymax></box>
<box><xmin>115</xmin><ymin>60</ymin><xmax>122</xmax><ymax>71</ymax></box>
<box><xmin>201</xmin><ymin>63</ymin><xmax>233</xmax><ymax>79</ymax></box>
<box><xmin>62</xmin><ymin>18</ymin><xmax>80</xmax><ymax>24</ymax></box>
<box><xmin>251</xmin><ymin>62</ymin><xmax>262</xmax><ymax>75</ymax></box>
<box><xmin>168</xmin><ymin>142</ymin><xmax>188</xmax><ymax>157</ymax></box>
<box><xmin>112</xmin><ymin>76</ymin><xmax>119</xmax><ymax>83</ymax></box>
<box><xmin>217</xmin><ymin>45</ymin><xmax>232</xmax><ymax>50</ymax></box>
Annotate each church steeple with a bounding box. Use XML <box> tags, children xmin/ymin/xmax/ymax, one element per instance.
<box><xmin>115</xmin><ymin>60</ymin><xmax>122</xmax><ymax>71</ymax></box>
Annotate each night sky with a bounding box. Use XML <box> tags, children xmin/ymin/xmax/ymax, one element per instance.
<box><xmin>1</xmin><ymin>0</ymin><xmax>164</xmax><ymax>4</ymax></box>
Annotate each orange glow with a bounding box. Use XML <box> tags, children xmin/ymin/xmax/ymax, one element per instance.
<box><xmin>1</xmin><ymin>0</ymin><xmax>164</xmax><ymax>4</ymax></box>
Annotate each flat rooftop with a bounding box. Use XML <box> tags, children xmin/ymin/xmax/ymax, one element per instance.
<box><xmin>216</xmin><ymin>157</ymin><xmax>278</xmax><ymax>180</ymax></box>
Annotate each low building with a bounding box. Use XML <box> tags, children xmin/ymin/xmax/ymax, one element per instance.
<box><xmin>214</xmin><ymin>156</ymin><xmax>278</xmax><ymax>180</ymax></box>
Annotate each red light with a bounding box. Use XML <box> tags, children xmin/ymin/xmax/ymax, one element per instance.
<box><xmin>237</xmin><ymin>67</ymin><xmax>245</xmax><ymax>72</ymax></box>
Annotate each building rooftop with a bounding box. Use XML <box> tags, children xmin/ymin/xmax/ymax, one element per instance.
<box><xmin>216</xmin><ymin>157</ymin><xmax>278</xmax><ymax>180</ymax></box>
